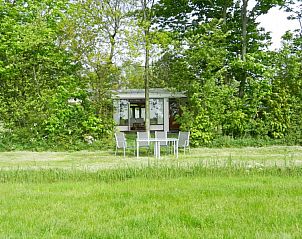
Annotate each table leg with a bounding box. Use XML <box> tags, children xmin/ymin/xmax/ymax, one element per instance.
<box><xmin>173</xmin><ymin>140</ymin><xmax>175</xmax><ymax>155</ymax></box>
<box><xmin>137</xmin><ymin>141</ymin><xmax>139</xmax><ymax>158</ymax></box>
<box><xmin>176</xmin><ymin>140</ymin><xmax>178</xmax><ymax>158</ymax></box>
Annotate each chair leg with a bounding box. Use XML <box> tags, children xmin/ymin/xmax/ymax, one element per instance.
<box><xmin>123</xmin><ymin>147</ymin><xmax>125</xmax><ymax>158</ymax></box>
<box><xmin>115</xmin><ymin>146</ymin><xmax>117</xmax><ymax>156</ymax></box>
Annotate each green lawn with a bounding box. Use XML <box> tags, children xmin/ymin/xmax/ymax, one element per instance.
<box><xmin>0</xmin><ymin>146</ymin><xmax>301</xmax><ymax>170</ymax></box>
<box><xmin>0</xmin><ymin>146</ymin><xmax>302</xmax><ymax>238</ymax></box>
<box><xmin>1</xmin><ymin>173</ymin><xmax>302</xmax><ymax>238</ymax></box>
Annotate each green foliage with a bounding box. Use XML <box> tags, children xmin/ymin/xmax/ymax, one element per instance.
<box><xmin>153</xmin><ymin>1</ymin><xmax>302</xmax><ymax>146</ymax></box>
<box><xmin>0</xmin><ymin>0</ymin><xmax>114</xmax><ymax>150</ymax></box>
<box><xmin>42</xmin><ymin>77</ymin><xmax>114</xmax><ymax>144</ymax></box>
<box><xmin>0</xmin><ymin>0</ymin><xmax>301</xmax><ymax>150</ymax></box>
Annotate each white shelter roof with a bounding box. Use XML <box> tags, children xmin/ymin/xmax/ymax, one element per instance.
<box><xmin>113</xmin><ymin>88</ymin><xmax>186</xmax><ymax>99</ymax></box>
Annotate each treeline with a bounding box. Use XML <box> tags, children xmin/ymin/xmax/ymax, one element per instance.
<box><xmin>153</xmin><ymin>0</ymin><xmax>302</xmax><ymax>146</ymax></box>
<box><xmin>0</xmin><ymin>0</ymin><xmax>115</xmax><ymax>150</ymax></box>
<box><xmin>0</xmin><ymin>0</ymin><xmax>301</xmax><ymax>150</ymax></box>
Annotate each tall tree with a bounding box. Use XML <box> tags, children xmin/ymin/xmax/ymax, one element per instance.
<box><xmin>285</xmin><ymin>0</ymin><xmax>302</xmax><ymax>35</ymax></box>
<box><xmin>61</xmin><ymin>0</ymin><xmax>134</xmax><ymax>117</ymax></box>
<box><xmin>151</xmin><ymin>0</ymin><xmax>301</xmax><ymax>144</ymax></box>
<box><xmin>238</xmin><ymin>0</ymin><xmax>248</xmax><ymax>98</ymax></box>
<box><xmin>136</xmin><ymin>0</ymin><xmax>156</xmax><ymax>132</ymax></box>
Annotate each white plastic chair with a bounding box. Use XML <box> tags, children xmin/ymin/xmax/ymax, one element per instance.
<box><xmin>178</xmin><ymin>131</ymin><xmax>190</xmax><ymax>155</ymax></box>
<box><xmin>137</xmin><ymin>131</ymin><xmax>150</xmax><ymax>155</ymax></box>
<box><xmin>114</xmin><ymin>132</ymin><xmax>134</xmax><ymax>158</ymax></box>
<box><xmin>155</xmin><ymin>131</ymin><xmax>168</xmax><ymax>146</ymax></box>
<box><xmin>155</xmin><ymin>131</ymin><xmax>170</xmax><ymax>154</ymax></box>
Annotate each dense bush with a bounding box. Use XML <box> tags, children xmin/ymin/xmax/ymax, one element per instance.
<box><xmin>0</xmin><ymin>1</ymin><xmax>114</xmax><ymax>151</ymax></box>
<box><xmin>161</xmin><ymin>22</ymin><xmax>302</xmax><ymax>146</ymax></box>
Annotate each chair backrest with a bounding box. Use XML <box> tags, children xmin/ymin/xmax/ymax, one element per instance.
<box><xmin>115</xmin><ymin>132</ymin><xmax>126</xmax><ymax>148</ymax></box>
<box><xmin>130</xmin><ymin>118</ymin><xmax>135</xmax><ymax>126</ymax></box>
<box><xmin>155</xmin><ymin>131</ymin><xmax>168</xmax><ymax>146</ymax></box>
<box><xmin>178</xmin><ymin>131</ymin><xmax>190</xmax><ymax>147</ymax></box>
<box><xmin>137</xmin><ymin>131</ymin><xmax>149</xmax><ymax>147</ymax></box>
<box><xmin>136</xmin><ymin>118</ymin><xmax>144</xmax><ymax>124</ymax></box>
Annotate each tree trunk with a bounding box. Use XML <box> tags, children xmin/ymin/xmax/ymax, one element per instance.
<box><xmin>241</xmin><ymin>0</ymin><xmax>248</xmax><ymax>61</ymax></box>
<box><xmin>144</xmin><ymin>37</ymin><xmax>150</xmax><ymax>133</ymax></box>
<box><xmin>239</xmin><ymin>0</ymin><xmax>248</xmax><ymax>98</ymax></box>
<box><xmin>141</xmin><ymin>0</ymin><xmax>152</xmax><ymax>133</ymax></box>
<box><xmin>222</xmin><ymin>3</ymin><xmax>227</xmax><ymax>25</ymax></box>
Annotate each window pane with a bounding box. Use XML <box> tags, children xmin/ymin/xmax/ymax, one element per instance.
<box><xmin>135</xmin><ymin>108</ymin><xmax>140</xmax><ymax>118</ymax></box>
<box><xmin>113</xmin><ymin>100</ymin><xmax>120</xmax><ymax>125</ymax></box>
<box><xmin>150</xmin><ymin>99</ymin><xmax>164</xmax><ymax>125</ymax></box>
<box><xmin>119</xmin><ymin>100</ymin><xmax>128</xmax><ymax>126</ymax></box>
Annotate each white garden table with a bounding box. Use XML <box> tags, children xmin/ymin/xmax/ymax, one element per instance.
<box><xmin>136</xmin><ymin>138</ymin><xmax>178</xmax><ymax>159</ymax></box>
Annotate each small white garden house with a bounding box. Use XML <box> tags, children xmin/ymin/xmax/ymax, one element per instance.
<box><xmin>113</xmin><ymin>88</ymin><xmax>185</xmax><ymax>132</ymax></box>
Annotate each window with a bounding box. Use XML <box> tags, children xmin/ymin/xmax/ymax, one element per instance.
<box><xmin>119</xmin><ymin>100</ymin><xmax>129</xmax><ymax>126</ymax></box>
<box><xmin>150</xmin><ymin>99</ymin><xmax>164</xmax><ymax>125</ymax></box>
<box><xmin>115</xmin><ymin>98</ymin><xmax>164</xmax><ymax>127</ymax></box>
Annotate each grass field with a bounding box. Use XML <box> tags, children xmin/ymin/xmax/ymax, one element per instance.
<box><xmin>0</xmin><ymin>146</ymin><xmax>301</xmax><ymax>170</ymax></box>
<box><xmin>0</xmin><ymin>146</ymin><xmax>302</xmax><ymax>238</ymax></box>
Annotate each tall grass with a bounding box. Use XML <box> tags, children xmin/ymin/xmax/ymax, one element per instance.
<box><xmin>1</xmin><ymin>162</ymin><xmax>301</xmax><ymax>184</ymax></box>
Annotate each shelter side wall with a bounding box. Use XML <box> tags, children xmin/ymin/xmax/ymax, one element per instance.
<box><xmin>164</xmin><ymin>98</ymin><xmax>169</xmax><ymax>132</ymax></box>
